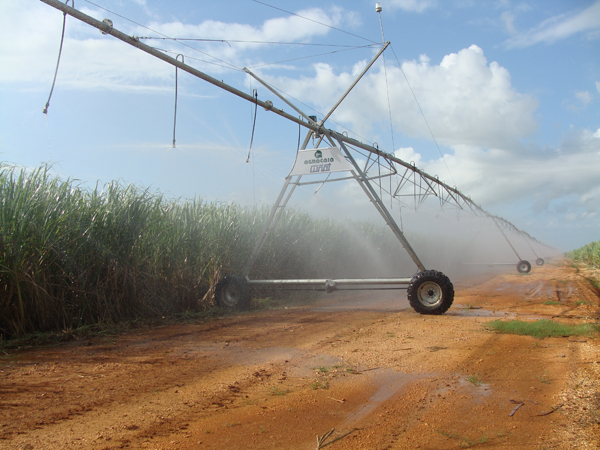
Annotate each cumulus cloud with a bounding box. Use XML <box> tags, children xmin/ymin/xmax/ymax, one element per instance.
<box><xmin>146</xmin><ymin>7</ymin><xmax>347</xmax><ymax>48</ymax></box>
<box><xmin>260</xmin><ymin>45</ymin><xmax>538</xmax><ymax>149</ymax></box>
<box><xmin>0</xmin><ymin>2</ymin><xmax>173</xmax><ymax>90</ymax></box>
<box><xmin>411</xmin><ymin>128</ymin><xmax>600</xmax><ymax>217</ymax></box>
<box><xmin>0</xmin><ymin>1</ymin><xmax>352</xmax><ymax>90</ymax></box>
<box><xmin>504</xmin><ymin>0</ymin><xmax>600</xmax><ymax>48</ymax></box>
<box><xmin>395</xmin><ymin>147</ymin><xmax>422</xmax><ymax>167</ymax></box>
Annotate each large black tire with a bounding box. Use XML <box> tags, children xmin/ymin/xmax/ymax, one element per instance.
<box><xmin>536</xmin><ymin>258</ymin><xmax>544</xmax><ymax>266</ymax></box>
<box><xmin>517</xmin><ymin>260</ymin><xmax>531</xmax><ymax>274</ymax></box>
<box><xmin>214</xmin><ymin>275</ymin><xmax>251</xmax><ymax>310</ymax></box>
<box><xmin>407</xmin><ymin>270</ymin><xmax>454</xmax><ymax>315</ymax></box>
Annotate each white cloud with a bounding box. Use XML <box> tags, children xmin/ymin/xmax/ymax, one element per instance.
<box><xmin>260</xmin><ymin>45</ymin><xmax>538</xmax><ymax>149</ymax></box>
<box><xmin>504</xmin><ymin>0</ymin><xmax>600</xmax><ymax>48</ymax></box>
<box><xmin>575</xmin><ymin>91</ymin><xmax>592</xmax><ymax>106</ymax></box>
<box><xmin>0</xmin><ymin>1</ymin><xmax>350</xmax><ymax>90</ymax></box>
<box><xmin>139</xmin><ymin>7</ymin><xmax>351</xmax><ymax>71</ymax></box>
<box><xmin>385</xmin><ymin>0</ymin><xmax>438</xmax><ymax>13</ymax></box>
<box><xmin>565</xmin><ymin>90</ymin><xmax>594</xmax><ymax>112</ymax></box>
<box><xmin>395</xmin><ymin>147</ymin><xmax>422</xmax><ymax>167</ymax></box>
<box><xmin>147</xmin><ymin>7</ymin><xmax>345</xmax><ymax>46</ymax></box>
<box><xmin>412</xmin><ymin>128</ymin><xmax>600</xmax><ymax>217</ymax></box>
<box><xmin>575</xmin><ymin>91</ymin><xmax>592</xmax><ymax>105</ymax></box>
<box><xmin>500</xmin><ymin>11</ymin><xmax>517</xmax><ymax>35</ymax></box>
<box><xmin>0</xmin><ymin>2</ymin><xmax>173</xmax><ymax>90</ymax></box>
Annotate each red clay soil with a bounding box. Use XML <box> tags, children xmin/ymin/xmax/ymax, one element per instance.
<box><xmin>1</xmin><ymin>261</ymin><xmax>599</xmax><ymax>449</ymax></box>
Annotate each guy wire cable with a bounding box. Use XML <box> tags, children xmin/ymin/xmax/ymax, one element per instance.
<box><xmin>389</xmin><ymin>45</ymin><xmax>457</xmax><ymax>189</ymax></box>
<box><xmin>251</xmin><ymin>0</ymin><xmax>378</xmax><ymax>44</ymax></box>
<box><xmin>82</xmin><ymin>0</ymin><xmax>241</xmax><ymax>72</ymax></box>
<box><xmin>246</xmin><ymin>45</ymin><xmax>378</xmax><ymax>69</ymax></box>
<box><xmin>43</xmin><ymin>0</ymin><xmax>74</xmax><ymax>114</ymax></box>
<box><xmin>376</xmin><ymin>4</ymin><xmax>396</xmax><ymax>154</ymax></box>
<box><xmin>137</xmin><ymin>37</ymin><xmax>364</xmax><ymax>48</ymax></box>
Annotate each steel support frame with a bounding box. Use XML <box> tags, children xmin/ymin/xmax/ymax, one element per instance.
<box><xmin>241</xmin><ymin>135</ymin><xmax>426</xmax><ymax>291</ymax></box>
<box><xmin>238</xmin><ymin>47</ymin><xmax>426</xmax><ymax>291</ymax></box>
<box><xmin>239</xmin><ymin>41</ymin><xmax>425</xmax><ymax>290</ymax></box>
<box><xmin>40</xmin><ymin>0</ymin><xmax>546</xmax><ymax>286</ymax></box>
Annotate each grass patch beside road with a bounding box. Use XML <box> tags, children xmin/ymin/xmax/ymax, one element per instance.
<box><xmin>487</xmin><ymin>319</ymin><xmax>598</xmax><ymax>339</ymax></box>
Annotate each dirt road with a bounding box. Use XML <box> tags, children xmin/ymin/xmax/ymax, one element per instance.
<box><xmin>1</xmin><ymin>262</ymin><xmax>599</xmax><ymax>449</ymax></box>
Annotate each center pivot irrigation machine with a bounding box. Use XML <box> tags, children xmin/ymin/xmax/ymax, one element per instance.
<box><xmin>39</xmin><ymin>0</ymin><xmax>555</xmax><ymax>315</ymax></box>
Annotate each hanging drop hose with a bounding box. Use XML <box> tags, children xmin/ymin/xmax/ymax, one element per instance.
<box><xmin>43</xmin><ymin>0</ymin><xmax>74</xmax><ymax>114</ymax></box>
<box><xmin>172</xmin><ymin>54</ymin><xmax>184</xmax><ymax>148</ymax></box>
<box><xmin>245</xmin><ymin>89</ymin><xmax>258</xmax><ymax>163</ymax></box>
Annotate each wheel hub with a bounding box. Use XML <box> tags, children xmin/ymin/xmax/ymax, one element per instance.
<box><xmin>417</xmin><ymin>281</ymin><xmax>443</xmax><ymax>306</ymax></box>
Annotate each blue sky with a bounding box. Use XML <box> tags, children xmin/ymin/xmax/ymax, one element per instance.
<box><xmin>0</xmin><ymin>0</ymin><xmax>599</xmax><ymax>253</ymax></box>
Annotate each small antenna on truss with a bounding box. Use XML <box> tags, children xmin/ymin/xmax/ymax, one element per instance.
<box><xmin>374</xmin><ymin>2</ymin><xmax>396</xmax><ymax>168</ymax></box>
<box><xmin>376</xmin><ymin>3</ymin><xmax>384</xmax><ymax>41</ymax></box>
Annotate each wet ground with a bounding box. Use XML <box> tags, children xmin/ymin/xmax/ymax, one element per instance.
<box><xmin>1</xmin><ymin>261</ymin><xmax>599</xmax><ymax>449</ymax></box>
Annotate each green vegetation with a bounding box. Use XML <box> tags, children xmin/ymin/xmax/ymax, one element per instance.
<box><xmin>537</xmin><ymin>372</ymin><xmax>551</xmax><ymax>384</ymax></box>
<box><xmin>270</xmin><ymin>387</ymin><xmax>290</xmax><ymax>396</ymax></box>
<box><xmin>568</xmin><ymin>240</ymin><xmax>600</xmax><ymax>267</ymax></box>
<box><xmin>310</xmin><ymin>381</ymin><xmax>329</xmax><ymax>390</ymax></box>
<box><xmin>0</xmin><ymin>163</ymin><xmax>407</xmax><ymax>340</ymax></box>
<box><xmin>466</xmin><ymin>373</ymin><xmax>483</xmax><ymax>386</ymax></box>
<box><xmin>435</xmin><ymin>428</ymin><xmax>507</xmax><ymax>448</ymax></box>
<box><xmin>487</xmin><ymin>319</ymin><xmax>598</xmax><ymax>338</ymax></box>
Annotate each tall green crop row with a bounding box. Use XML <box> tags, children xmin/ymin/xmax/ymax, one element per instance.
<box><xmin>0</xmin><ymin>164</ymin><xmax>401</xmax><ymax>339</ymax></box>
<box><xmin>568</xmin><ymin>241</ymin><xmax>600</xmax><ymax>267</ymax></box>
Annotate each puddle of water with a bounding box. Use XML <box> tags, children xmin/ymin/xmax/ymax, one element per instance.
<box><xmin>494</xmin><ymin>283</ymin><xmax>513</xmax><ymax>291</ymax></box>
<box><xmin>336</xmin><ymin>369</ymin><xmax>421</xmax><ymax>429</ymax></box>
<box><xmin>448</xmin><ymin>308</ymin><xmax>515</xmax><ymax>318</ymax></box>
<box><xmin>225</xmin><ymin>346</ymin><xmax>304</xmax><ymax>366</ymax></box>
<box><xmin>308</xmin><ymin>290</ymin><xmax>409</xmax><ymax>312</ymax></box>
<box><xmin>456</xmin><ymin>378</ymin><xmax>493</xmax><ymax>403</ymax></box>
<box><xmin>432</xmin><ymin>375</ymin><xmax>493</xmax><ymax>405</ymax></box>
<box><xmin>289</xmin><ymin>354</ymin><xmax>345</xmax><ymax>378</ymax></box>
